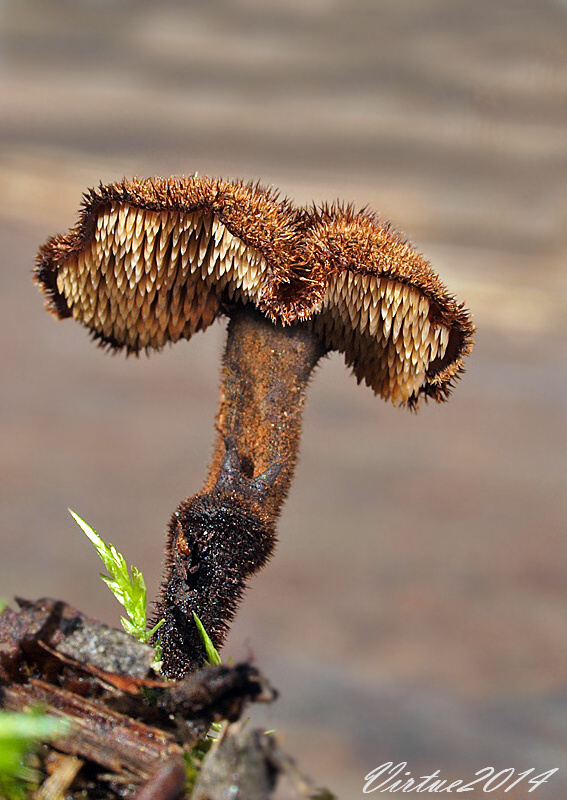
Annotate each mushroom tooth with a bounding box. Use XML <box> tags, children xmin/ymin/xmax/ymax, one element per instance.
<box><xmin>404</xmin><ymin>337</ymin><xmax>415</xmax><ymax>364</ymax></box>
<box><xmin>346</xmin><ymin>271</ymin><xmax>356</xmax><ymax>297</ymax></box>
<box><xmin>186</xmin><ymin>212</ymin><xmax>200</xmax><ymax>240</ymax></box>
<box><xmin>111</xmin><ymin>317</ymin><xmax>126</xmax><ymax>344</ymax></box>
<box><xmin>149</xmin><ymin>209</ymin><xmax>163</xmax><ymax>239</ymax></box>
<box><xmin>134</xmin><ymin>254</ymin><xmax>145</xmax><ymax>284</ymax></box>
<box><xmin>380</xmin><ymin>281</ymin><xmax>392</xmax><ymax>310</ymax></box>
<box><xmin>155</xmin><ymin>290</ymin><xmax>169</xmax><ymax>318</ymax></box>
<box><xmin>92</xmin><ymin>233</ymin><xmax>104</xmax><ymax>264</ymax></box>
<box><xmin>123</xmin><ymin>286</ymin><xmax>138</xmax><ymax>317</ymax></box>
<box><xmin>95</xmin><ymin>210</ymin><xmax>107</xmax><ymax>238</ymax></box>
<box><xmin>112</xmin><ymin>240</ymin><xmax>126</xmax><ymax>271</ymax></box>
<box><xmin>402</xmin><ymin>317</ymin><xmax>415</xmax><ymax>360</ymax></box>
<box><xmin>168</xmin><ymin>304</ymin><xmax>186</xmax><ymax>339</ymax></box>
<box><xmin>207</xmin><ymin>250</ymin><xmax>220</xmax><ymax>277</ymax></box>
<box><xmin>196</xmin><ymin>231</ymin><xmax>211</xmax><ymax>267</ymax></box>
<box><xmin>151</xmin><ymin>242</ymin><xmax>163</xmax><ymax>277</ymax></box>
<box><xmin>134</xmin><ymin>287</ymin><xmax>146</xmax><ymax>310</ymax></box>
<box><xmin>229</xmin><ymin>252</ymin><xmax>240</xmax><ymax>283</ymax></box>
<box><xmin>221</xmin><ymin>229</ymin><xmax>235</xmax><ymax>261</ymax></box>
<box><xmin>394</xmin><ymin>350</ymin><xmax>404</xmax><ymax>376</ymax></box>
<box><xmin>185</xmin><ymin>230</ymin><xmax>198</xmax><ymax>267</ymax></box>
<box><xmin>133</xmin><ymin>212</ymin><xmax>149</xmax><ymax>255</ymax></box>
<box><xmin>123</xmin><ymin>248</ymin><xmax>136</xmax><ymax>281</ymax></box>
<box><xmin>324</xmin><ymin>282</ymin><xmax>335</xmax><ymax>308</ymax></box>
<box><xmin>411</xmin><ymin>327</ymin><xmax>424</xmax><ymax>360</ymax></box>
<box><xmin>89</xmin><ymin>256</ymin><xmax>102</xmax><ymax>290</ymax></box>
<box><xmin>116</xmin><ymin>206</ymin><xmax>131</xmax><ymax>245</ymax></box>
<box><xmin>198</xmin><ymin>233</ymin><xmax>210</xmax><ymax>267</ymax></box>
<box><xmin>438</xmin><ymin>325</ymin><xmax>450</xmax><ymax>358</ymax></box>
<box><xmin>410</xmin><ymin>346</ymin><xmax>420</xmax><ymax>368</ymax></box>
<box><xmin>360</xmin><ymin>291</ymin><xmax>376</xmax><ymax>335</ymax></box>
<box><xmin>147</xmin><ymin>309</ymin><xmax>162</xmax><ymax>343</ymax></box>
<box><xmin>417</xmin><ymin>294</ymin><xmax>428</xmax><ymax>318</ymax></box>
<box><xmin>200</xmin><ymin>250</ymin><xmax>212</xmax><ymax>280</ymax></box>
<box><xmin>64</xmin><ymin>272</ymin><xmax>77</xmax><ymax>306</ymax></box>
<box><xmin>429</xmin><ymin>333</ymin><xmax>440</xmax><ymax>361</ymax></box>
<box><xmin>156</xmin><ymin>223</ymin><xmax>172</xmax><ymax>266</ymax></box>
<box><xmin>417</xmin><ymin>314</ymin><xmax>430</xmax><ymax>345</ymax></box>
<box><xmin>174</xmin><ymin>255</ymin><xmax>190</xmax><ymax>295</ymax></box>
<box><xmin>334</xmin><ymin>272</ymin><xmax>347</xmax><ymax>299</ymax></box>
<box><xmin>168</xmin><ymin>287</ymin><xmax>183</xmax><ymax>322</ymax></box>
<box><xmin>358</xmin><ymin>305</ymin><xmax>369</xmax><ymax>335</ymax></box>
<box><xmin>130</xmin><ymin>226</ymin><xmax>145</xmax><ymax>263</ymax></box>
<box><xmin>237</xmin><ymin>251</ymin><xmax>251</xmax><ymax>282</ymax></box>
<box><xmin>323</xmin><ymin>278</ymin><xmax>334</xmax><ymax>305</ymax></box>
<box><xmin>247</xmin><ymin>263</ymin><xmax>264</xmax><ymax>294</ymax></box>
<box><xmin>392</xmin><ymin>305</ymin><xmax>404</xmax><ymax>341</ymax></box>
<box><xmin>170</xmin><ymin>221</ymin><xmax>181</xmax><ymax>250</ymax></box>
<box><xmin>168</xmin><ymin>239</ymin><xmax>181</xmax><ymax>279</ymax></box>
<box><xmin>378</xmin><ymin>349</ymin><xmax>389</xmax><ymax>382</ymax></box>
<box><xmin>390</xmin><ymin>383</ymin><xmax>401</xmax><ymax>406</ymax></box>
<box><xmin>211</xmin><ymin>216</ymin><xmax>222</xmax><ymax>241</ymax></box>
<box><xmin>215</xmin><ymin>245</ymin><xmax>231</xmax><ymax>279</ymax></box>
<box><xmin>349</xmin><ymin>296</ymin><xmax>360</xmax><ymax>328</ymax></box>
<box><xmin>114</xmin><ymin>262</ymin><xmax>127</xmax><ymax>291</ymax></box>
<box><xmin>143</xmin><ymin>226</ymin><xmax>158</xmax><ymax>265</ymax></box>
<box><xmin>137</xmin><ymin>330</ymin><xmax>151</xmax><ymax>349</ymax></box>
<box><xmin>104</xmin><ymin>205</ymin><xmax>119</xmax><ymax>237</ymax></box>
<box><xmin>139</xmin><ymin>294</ymin><xmax>152</xmax><ymax>322</ymax></box>
<box><xmin>146</xmin><ymin>270</ymin><xmax>157</xmax><ymax>295</ymax></box>
<box><xmin>367</xmin><ymin>301</ymin><xmax>381</xmax><ymax>338</ymax></box>
<box><xmin>389</xmin><ymin>290</ymin><xmax>403</xmax><ymax>321</ymax></box>
<box><xmin>381</xmin><ymin>278</ymin><xmax>394</xmax><ymax>309</ymax></box>
<box><xmin>95</xmin><ymin>297</ymin><xmax>110</xmax><ymax>329</ymax></box>
<box><xmin>418</xmin><ymin>337</ymin><xmax>430</xmax><ymax>363</ymax></box>
<box><xmin>133</xmin><ymin>207</ymin><xmax>145</xmax><ymax>241</ymax></box>
<box><xmin>123</xmin><ymin>303</ymin><xmax>138</xmax><ymax>333</ymax></box>
<box><xmin>209</xmin><ymin>218</ymin><xmax>223</xmax><ymax>247</ymax></box>
<box><xmin>201</xmin><ymin>213</ymin><xmax>212</xmax><ymax>238</ymax></box>
<box><xmin>360</xmin><ymin>274</ymin><xmax>371</xmax><ymax>294</ymax></box>
<box><xmin>382</xmin><ymin>305</ymin><xmax>393</xmax><ymax>338</ymax></box>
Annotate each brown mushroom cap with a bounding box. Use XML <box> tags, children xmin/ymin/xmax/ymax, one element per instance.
<box><xmin>34</xmin><ymin>176</ymin><xmax>474</xmax><ymax>408</ymax></box>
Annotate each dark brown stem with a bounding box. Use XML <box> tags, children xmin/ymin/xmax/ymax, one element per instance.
<box><xmin>154</xmin><ymin>306</ymin><xmax>326</xmax><ymax>677</ymax></box>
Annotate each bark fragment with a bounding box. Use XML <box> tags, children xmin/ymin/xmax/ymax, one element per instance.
<box><xmin>0</xmin><ymin>598</ymin><xmax>276</xmax><ymax>799</ymax></box>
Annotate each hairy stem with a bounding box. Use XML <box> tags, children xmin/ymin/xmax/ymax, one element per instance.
<box><xmin>154</xmin><ymin>306</ymin><xmax>326</xmax><ymax>677</ymax></box>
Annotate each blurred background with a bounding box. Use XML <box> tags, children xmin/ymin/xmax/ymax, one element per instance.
<box><xmin>1</xmin><ymin>1</ymin><xmax>566</xmax><ymax>797</ymax></box>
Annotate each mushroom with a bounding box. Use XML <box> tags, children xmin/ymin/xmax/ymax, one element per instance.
<box><xmin>35</xmin><ymin>176</ymin><xmax>474</xmax><ymax>678</ymax></box>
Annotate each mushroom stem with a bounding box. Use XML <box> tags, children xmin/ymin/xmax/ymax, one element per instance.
<box><xmin>154</xmin><ymin>305</ymin><xmax>326</xmax><ymax>677</ymax></box>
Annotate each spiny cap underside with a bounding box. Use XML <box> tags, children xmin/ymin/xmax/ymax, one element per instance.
<box><xmin>35</xmin><ymin>176</ymin><xmax>302</xmax><ymax>353</ymax></box>
<box><xmin>34</xmin><ymin>176</ymin><xmax>474</xmax><ymax>407</ymax></box>
<box><xmin>304</xmin><ymin>207</ymin><xmax>474</xmax><ymax>406</ymax></box>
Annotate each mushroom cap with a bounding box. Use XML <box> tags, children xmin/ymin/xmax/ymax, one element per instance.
<box><xmin>35</xmin><ymin>176</ymin><xmax>474</xmax><ymax>408</ymax></box>
<box><xmin>300</xmin><ymin>204</ymin><xmax>475</xmax><ymax>406</ymax></box>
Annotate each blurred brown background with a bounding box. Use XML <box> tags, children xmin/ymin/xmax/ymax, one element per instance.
<box><xmin>1</xmin><ymin>1</ymin><xmax>566</xmax><ymax>797</ymax></box>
